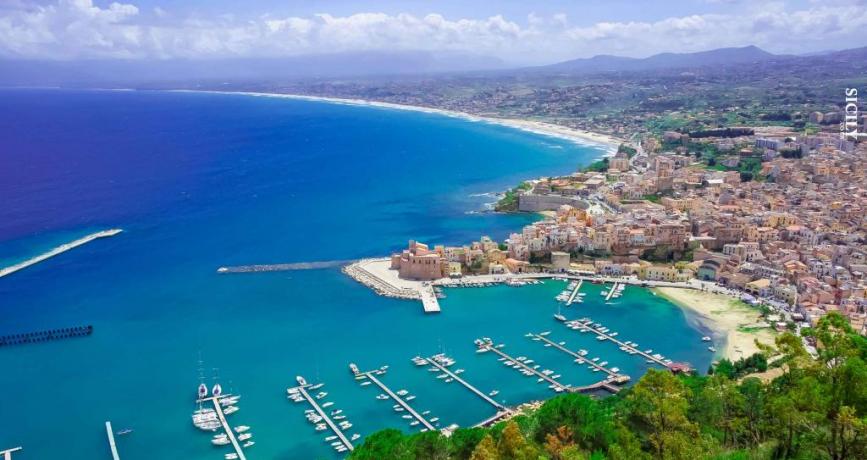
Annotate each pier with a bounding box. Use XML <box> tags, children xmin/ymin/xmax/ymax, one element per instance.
<box><xmin>105</xmin><ymin>422</ymin><xmax>120</xmax><ymax>460</ymax></box>
<box><xmin>287</xmin><ymin>379</ymin><xmax>354</xmax><ymax>452</ymax></box>
<box><xmin>604</xmin><ymin>282</ymin><xmax>619</xmax><ymax>301</ymax></box>
<box><xmin>0</xmin><ymin>325</ymin><xmax>93</xmax><ymax>347</ymax></box>
<box><xmin>0</xmin><ymin>448</ymin><xmax>22</xmax><ymax>460</ymax></box>
<box><xmin>566</xmin><ymin>280</ymin><xmax>583</xmax><ymax>305</ymax></box>
<box><xmin>475</xmin><ymin>338</ymin><xmax>571</xmax><ymax>393</ymax></box>
<box><xmin>528</xmin><ymin>332</ymin><xmax>629</xmax><ymax>383</ymax></box>
<box><xmin>422</xmin><ymin>354</ymin><xmax>510</xmax><ymax>413</ymax></box>
<box><xmin>0</xmin><ymin>229</ymin><xmax>122</xmax><ymax>279</ymax></box>
<box><xmin>353</xmin><ymin>365</ymin><xmax>436</xmax><ymax>431</ymax></box>
<box><xmin>198</xmin><ymin>395</ymin><xmax>246</xmax><ymax>460</ymax></box>
<box><xmin>561</xmin><ymin>318</ymin><xmax>671</xmax><ymax>368</ymax></box>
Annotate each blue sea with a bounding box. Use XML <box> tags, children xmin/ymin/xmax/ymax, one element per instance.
<box><xmin>0</xmin><ymin>89</ymin><xmax>713</xmax><ymax>459</ymax></box>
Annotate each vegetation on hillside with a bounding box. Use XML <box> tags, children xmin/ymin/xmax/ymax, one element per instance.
<box><xmin>494</xmin><ymin>182</ymin><xmax>533</xmax><ymax>212</ymax></box>
<box><xmin>349</xmin><ymin>312</ymin><xmax>867</xmax><ymax>459</ymax></box>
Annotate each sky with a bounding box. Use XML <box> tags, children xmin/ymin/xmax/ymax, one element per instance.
<box><xmin>1</xmin><ymin>0</ymin><xmax>866</xmax><ymax>65</ymax></box>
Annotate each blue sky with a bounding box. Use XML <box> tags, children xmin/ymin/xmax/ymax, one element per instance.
<box><xmin>1</xmin><ymin>0</ymin><xmax>865</xmax><ymax>64</ymax></box>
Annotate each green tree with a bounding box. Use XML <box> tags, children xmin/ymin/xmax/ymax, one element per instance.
<box><xmin>350</xmin><ymin>429</ymin><xmax>411</xmax><ymax>460</ymax></box>
<box><xmin>449</xmin><ymin>428</ymin><xmax>487</xmax><ymax>459</ymax></box>
<box><xmin>469</xmin><ymin>434</ymin><xmax>499</xmax><ymax>460</ymax></box>
<box><xmin>409</xmin><ymin>430</ymin><xmax>449</xmax><ymax>460</ymax></box>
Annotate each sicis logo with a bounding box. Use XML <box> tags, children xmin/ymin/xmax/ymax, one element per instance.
<box><xmin>842</xmin><ymin>88</ymin><xmax>865</xmax><ymax>140</ymax></box>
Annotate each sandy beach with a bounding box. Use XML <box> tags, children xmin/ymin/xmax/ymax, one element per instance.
<box><xmin>174</xmin><ymin>90</ymin><xmax>623</xmax><ymax>154</ymax></box>
<box><xmin>654</xmin><ymin>287</ymin><xmax>776</xmax><ymax>362</ymax></box>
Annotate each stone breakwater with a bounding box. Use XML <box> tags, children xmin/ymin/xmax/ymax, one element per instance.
<box><xmin>342</xmin><ymin>259</ymin><xmax>420</xmax><ymax>300</ymax></box>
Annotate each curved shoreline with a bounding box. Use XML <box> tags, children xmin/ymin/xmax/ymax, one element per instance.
<box><xmin>653</xmin><ymin>287</ymin><xmax>776</xmax><ymax>362</ymax></box>
<box><xmin>170</xmin><ymin>89</ymin><xmax>622</xmax><ymax>154</ymax></box>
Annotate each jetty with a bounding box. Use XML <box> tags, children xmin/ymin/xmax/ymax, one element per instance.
<box><xmin>0</xmin><ymin>325</ymin><xmax>93</xmax><ymax>347</ymax></box>
<box><xmin>0</xmin><ymin>447</ymin><xmax>22</xmax><ymax>460</ymax></box>
<box><xmin>421</xmin><ymin>354</ymin><xmax>510</xmax><ymax>413</ymax></box>
<box><xmin>562</xmin><ymin>318</ymin><xmax>671</xmax><ymax>368</ymax></box>
<box><xmin>475</xmin><ymin>338</ymin><xmax>571</xmax><ymax>393</ymax></box>
<box><xmin>198</xmin><ymin>395</ymin><xmax>246</xmax><ymax>460</ymax></box>
<box><xmin>0</xmin><ymin>229</ymin><xmax>122</xmax><ymax>279</ymax></box>
<box><xmin>604</xmin><ymin>282</ymin><xmax>619</xmax><ymax>301</ymax></box>
<box><xmin>343</xmin><ymin>259</ymin><xmax>441</xmax><ymax>313</ymax></box>
<box><xmin>287</xmin><ymin>379</ymin><xmax>354</xmax><ymax>452</ymax></box>
<box><xmin>565</xmin><ymin>280</ymin><xmax>583</xmax><ymax>305</ymax></box>
<box><xmin>352</xmin><ymin>364</ymin><xmax>436</xmax><ymax>431</ymax></box>
<box><xmin>528</xmin><ymin>333</ymin><xmax>629</xmax><ymax>382</ymax></box>
<box><xmin>105</xmin><ymin>422</ymin><xmax>120</xmax><ymax>460</ymax></box>
<box><xmin>217</xmin><ymin>260</ymin><xmax>353</xmax><ymax>273</ymax></box>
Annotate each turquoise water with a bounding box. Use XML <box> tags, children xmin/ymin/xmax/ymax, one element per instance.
<box><xmin>0</xmin><ymin>90</ymin><xmax>712</xmax><ymax>459</ymax></box>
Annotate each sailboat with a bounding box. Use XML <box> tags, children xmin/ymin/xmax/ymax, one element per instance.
<box><xmin>554</xmin><ymin>303</ymin><xmax>566</xmax><ymax>322</ymax></box>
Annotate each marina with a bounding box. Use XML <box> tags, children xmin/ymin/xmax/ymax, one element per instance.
<box><xmin>0</xmin><ymin>448</ymin><xmax>22</xmax><ymax>460</ymax></box>
<box><xmin>565</xmin><ymin>280</ymin><xmax>584</xmax><ymax>306</ymax></box>
<box><xmin>560</xmin><ymin>317</ymin><xmax>678</xmax><ymax>369</ymax></box>
<box><xmin>0</xmin><ymin>229</ymin><xmax>122</xmax><ymax>279</ymax></box>
<box><xmin>418</xmin><ymin>354</ymin><xmax>511</xmax><ymax>418</ymax></box>
<box><xmin>527</xmin><ymin>332</ymin><xmax>630</xmax><ymax>384</ymax></box>
<box><xmin>287</xmin><ymin>377</ymin><xmax>354</xmax><ymax>453</ymax></box>
<box><xmin>604</xmin><ymin>282</ymin><xmax>621</xmax><ymax>302</ymax></box>
<box><xmin>197</xmin><ymin>393</ymin><xmax>247</xmax><ymax>460</ymax></box>
<box><xmin>105</xmin><ymin>421</ymin><xmax>121</xmax><ymax>460</ymax></box>
<box><xmin>352</xmin><ymin>364</ymin><xmax>436</xmax><ymax>431</ymax></box>
<box><xmin>474</xmin><ymin>338</ymin><xmax>571</xmax><ymax>393</ymax></box>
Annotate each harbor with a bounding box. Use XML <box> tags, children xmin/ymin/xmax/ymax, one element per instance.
<box><xmin>565</xmin><ymin>279</ymin><xmax>583</xmax><ymax>305</ymax></box>
<box><xmin>475</xmin><ymin>338</ymin><xmax>571</xmax><ymax>393</ymax></box>
<box><xmin>0</xmin><ymin>229</ymin><xmax>122</xmax><ymax>279</ymax></box>
<box><xmin>416</xmin><ymin>354</ymin><xmax>511</xmax><ymax>418</ymax></box>
<box><xmin>287</xmin><ymin>377</ymin><xmax>356</xmax><ymax>454</ymax></box>
<box><xmin>560</xmin><ymin>317</ymin><xmax>680</xmax><ymax>369</ymax></box>
<box><xmin>352</xmin><ymin>363</ymin><xmax>437</xmax><ymax>431</ymax></box>
<box><xmin>527</xmin><ymin>332</ymin><xmax>630</xmax><ymax>383</ymax></box>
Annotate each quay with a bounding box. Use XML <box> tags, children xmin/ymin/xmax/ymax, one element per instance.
<box><xmin>0</xmin><ymin>325</ymin><xmax>93</xmax><ymax>347</ymax></box>
<box><xmin>566</xmin><ymin>280</ymin><xmax>583</xmax><ymax>305</ymax></box>
<box><xmin>422</xmin><ymin>354</ymin><xmax>510</xmax><ymax>414</ymax></box>
<box><xmin>528</xmin><ymin>332</ymin><xmax>630</xmax><ymax>384</ymax></box>
<box><xmin>561</xmin><ymin>318</ymin><xmax>671</xmax><ymax>368</ymax></box>
<box><xmin>343</xmin><ymin>259</ymin><xmax>441</xmax><ymax>313</ymax></box>
<box><xmin>217</xmin><ymin>259</ymin><xmax>353</xmax><ymax>273</ymax></box>
<box><xmin>475</xmin><ymin>338</ymin><xmax>571</xmax><ymax>393</ymax></box>
<box><xmin>288</xmin><ymin>379</ymin><xmax>354</xmax><ymax>452</ymax></box>
<box><xmin>0</xmin><ymin>229</ymin><xmax>122</xmax><ymax>279</ymax></box>
<box><xmin>0</xmin><ymin>448</ymin><xmax>22</xmax><ymax>460</ymax></box>
<box><xmin>105</xmin><ymin>422</ymin><xmax>120</xmax><ymax>460</ymax></box>
<box><xmin>353</xmin><ymin>365</ymin><xmax>436</xmax><ymax>431</ymax></box>
<box><xmin>198</xmin><ymin>395</ymin><xmax>246</xmax><ymax>460</ymax></box>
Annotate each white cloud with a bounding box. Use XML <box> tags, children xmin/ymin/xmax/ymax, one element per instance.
<box><xmin>0</xmin><ymin>0</ymin><xmax>866</xmax><ymax>63</ymax></box>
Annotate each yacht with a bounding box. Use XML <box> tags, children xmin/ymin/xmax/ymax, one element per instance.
<box><xmin>225</xmin><ymin>454</ymin><xmax>239</xmax><ymax>460</ymax></box>
<box><xmin>315</xmin><ymin>424</ymin><xmax>327</xmax><ymax>431</ymax></box>
<box><xmin>406</xmin><ymin>395</ymin><xmax>416</xmax><ymax>401</ymax></box>
<box><xmin>211</xmin><ymin>437</ymin><xmax>231</xmax><ymax>446</ymax></box>
<box><xmin>376</xmin><ymin>394</ymin><xmax>389</xmax><ymax>400</ymax></box>
<box><xmin>708</xmin><ymin>346</ymin><xmax>717</xmax><ymax>352</ymax></box>
<box><xmin>351</xmin><ymin>434</ymin><xmax>361</xmax><ymax>441</ymax></box>
<box><xmin>321</xmin><ymin>402</ymin><xmax>334</xmax><ymax>408</ymax></box>
<box><xmin>310</xmin><ymin>383</ymin><xmax>324</xmax><ymax>390</ymax></box>
<box><xmin>410</xmin><ymin>421</ymin><xmax>420</xmax><ymax>426</ymax></box>
<box><xmin>198</xmin><ymin>383</ymin><xmax>208</xmax><ymax>400</ymax></box>
<box><xmin>402</xmin><ymin>415</ymin><xmax>413</xmax><ymax>419</ymax></box>
<box><xmin>331</xmin><ymin>409</ymin><xmax>343</xmax><ymax>416</ymax></box>
<box><xmin>242</xmin><ymin>441</ymin><xmax>255</xmax><ymax>448</ymax></box>
<box><xmin>223</xmin><ymin>406</ymin><xmax>239</xmax><ymax>415</ymax></box>
<box><xmin>325</xmin><ymin>435</ymin><xmax>337</xmax><ymax>441</ymax></box>
<box><xmin>489</xmin><ymin>390</ymin><xmax>499</xmax><ymax>396</ymax></box>
<box><xmin>296</xmin><ymin>376</ymin><xmax>308</xmax><ymax>386</ymax></box>
<box><xmin>315</xmin><ymin>391</ymin><xmax>328</xmax><ymax>399</ymax></box>
<box><xmin>397</xmin><ymin>389</ymin><xmax>409</xmax><ymax>396</ymax></box>
<box><xmin>702</xmin><ymin>336</ymin><xmax>712</xmax><ymax>342</ymax></box>
<box><xmin>430</xmin><ymin>417</ymin><xmax>440</xmax><ymax>423</ymax></box>
<box><xmin>238</xmin><ymin>433</ymin><xmax>253</xmax><ymax>441</ymax></box>
<box><xmin>234</xmin><ymin>425</ymin><xmax>250</xmax><ymax>433</ymax></box>
<box><xmin>360</xmin><ymin>381</ymin><xmax>372</xmax><ymax>386</ymax></box>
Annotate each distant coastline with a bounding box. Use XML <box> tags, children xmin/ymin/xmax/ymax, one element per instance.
<box><xmin>172</xmin><ymin>89</ymin><xmax>622</xmax><ymax>154</ymax></box>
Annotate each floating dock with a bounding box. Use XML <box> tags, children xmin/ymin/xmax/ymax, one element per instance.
<box><xmin>565</xmin><ymin>280</ymin><xmax>583</xmax><ymax>305</ymax></box>
<box><xmin>475</xmin><ymin>338</ymin><xmax>571</xmax><ymax>393</ymax></box>
<box><xmin>0</xmin><ymin>447</ymin><xmax>22</xmax><ymax>460</ymax></box>
<box><xmin>0</xmin><ymin>229</ymin><xmax>122</xmax><ymax>279</ymax></box>
<box><xmin>562</xmin><ymin>318</ymin><xmax>670</xmax><ymax>368</ymax></box>
<box><xmin>0</xmin><ymin>325</ymin><xmax>93</xmax><ymax>347</ymax></box>
<box><xmin>353</xmin><ymin>365</ymin><xmax>436</xmax><ymax>431</ymax></box>
<box><xmin>198</xmin><ymin>395</ymin><xmax>246</xmax><ymax>460</ymax></box>
<box><xmin>528</xmin><ymin>332</ymin><xmax>629</xmax><ymax>384</ymax></box>
<box><xmin>422</xmin><ymin>354</ymin><xmax>510</xmax><ymax>414</ymax></box>
<box><xmin>105</xmin><ymin>422</ymin><xmax>120</xmax><ymax>460</ymax></box>
<box><xmin>288</xmin><ymin>379</ymin><xmax>354</xmax><ymax>452</ymax></box>
<box><xmin>604</xmin><ymin>282</ymin><xmax>619</xmax><ymax>301</ymax></box>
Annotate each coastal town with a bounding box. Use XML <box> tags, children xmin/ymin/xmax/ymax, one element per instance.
<box><xmin>347</xmin><ymin>124</ymin><xmax>867</xmax><ymax>342</ymax></box>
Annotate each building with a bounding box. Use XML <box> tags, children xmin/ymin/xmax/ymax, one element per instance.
<box><xmin>390</xmin><ymin>240</ymin><xmax>445</xmax><ymax>280</ymax></box>
<box><xmin>551</xmin><ymin>251</ymin><xmax>571</xmax><ymax>272</ymax></box>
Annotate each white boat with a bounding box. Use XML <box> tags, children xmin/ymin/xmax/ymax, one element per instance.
<box><xmin>437</xmin><ymin>373</ymin><xmax>448</xmax><ymax>379</ymax></box>
<box><xmin>410</xmin><ymin>421</ymin><xmax>420</xmax><ymax>426</ymax></box>
<box><xmin>321</xmin><ymin>402</ymin><xmax>334</xmax><ymax>408</ymax></box>
<box><xmin>238</xmin><ymin>433</ymin><xmax>253</xmax><ymax>441</ymax></box>
<box><xmin>310</xmin><ymin>383</ymin><xmax>324</xmax><ymax>390</ymax></box>
<box><xmin>402</xmin><ymin>415</ymin><xmax>413</xmax><ymax>419</ymax></box>
<box><xmin>225</xmin><ymin>454</ymin><xmax>239</xmax><ymax>460</ymax></box>
<box><xmin>211</xmin><ymin>437</ymin><xmax>231</xmax><ymax>446</ymax></box>
<box><xmin>242</xmin><ymin>441</ymin><xmax>255</xmax><ymax>448</ymax></box>
<box><xmin>331</xmin><ymin>409</ymin><xmax>343</xmax><ymax>415</ymax></box>
<box><xmin>406</xmin><ymin>395</ymin><xmax>416</xmax><ymax>401</ymax></box>
<box><xmin>296</xmin><ymin>376</ymin><xmax>307</xmax><ymax>386</ymax></box>
<box><xmin>600</xmin><ymin>361</ymin><xmax>608</xmax><ymax>366</ymax></box>
<box><xmin>325</xmin><ymin>435</ymin><xmax>338</xmax><ymax>441</ymax></box>
<box><xmin>702</xmin><ymin>336</ymin><xmax>712</xmax><ymax>342</ymax></box>
<box><xmin>397</xmin><ymin>389</ymin><xmax>409</xmax><ymax>396</ymax></box>
<box><xmin>430</xmin><ymin>417</ymin><xmax>440</xmax><ymax>423</ymax></box>
<box><xmin>708</xmin><ymin>346</ymin><xmax>717</xmax><ymax>352</ymax></box>
<box><xmin>376</xmin><ymin>394</ymin><xmax>389</xmax><ymax>400</ymax></box>
<box><xmin>351</xmin><ymin>434</ymin><xmax>361</xmax><ymax>441</ymax></box>
<box><xmin>198</xmin><ymin>383</ymin><xmax>208</xmax><ymax>399</ymax></box>
<box><xmin>360</xmin><ymin>381</ymin><xmax>372</xmax><ymax>386</ymax></box>
<box><xmin>489</xmin><ymin>390</ymin><xmax>499</xmax><ymax>396</ymax></box>
<box><xmin>315</xmin><ymin>392</ymin><xmax>328</xmax><ymax>399</ymax></box>
<box><xmin>234</xmin><ymin>425</ymin><xmax>250</xmax><ymax>433</ymax></box>
<box><xmin>315</xmin><ymin>424</ymin><xmax>327</xmax><ymax>431</ymax></box>
<box><xmin>340</xmin><ymin>422</ymin><xmax>353</xmax><ymax>429</ymax></box>
<box><xmin>445</xmin><ymin>378</ymin><xmax>454</xmax><ymax>383</ymax></box>
<box><xmin>223</xmin><ymin>406</ymin><xmax>239</xmax><ymax>415</ymax></box>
